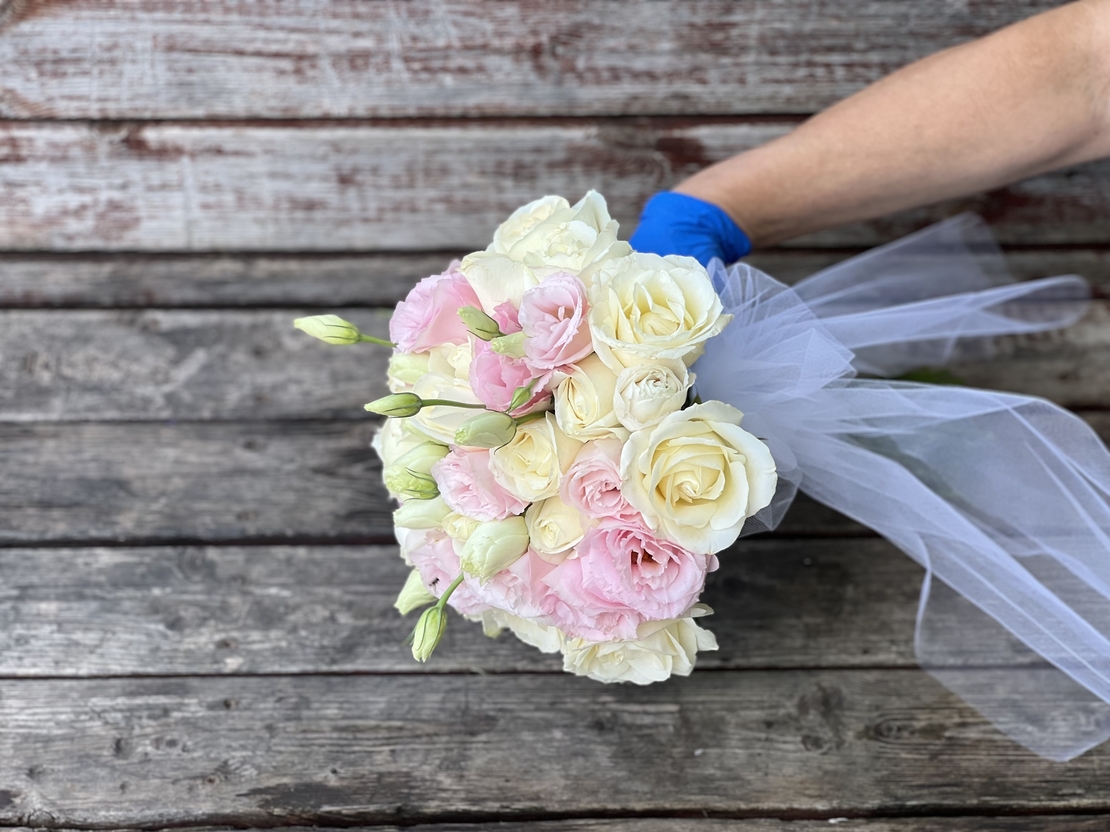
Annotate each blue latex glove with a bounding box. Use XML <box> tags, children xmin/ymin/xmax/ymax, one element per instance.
<box><xmin>628</xmin><ymin>191</ymin><xmax>752</xmax><ymax>267</ymax></box>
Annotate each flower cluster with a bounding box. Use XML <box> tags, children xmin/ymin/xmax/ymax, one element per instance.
<box><xmin>297</xmin><ymin>192</ymin><xmax>777</xmax><ymax>684</ymax></box>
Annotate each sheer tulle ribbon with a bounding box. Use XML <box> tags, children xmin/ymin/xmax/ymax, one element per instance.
<box><xmin>694</xmin><ymin>214</ymin><xmax>1110</xmax><ymax>760</ymax></box>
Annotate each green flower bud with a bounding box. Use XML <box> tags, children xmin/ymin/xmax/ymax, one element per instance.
<box><xmin>458</xmin><ymin>306</ymin><xmax>503</xmax><ymax>341</ymax></box>
<box><xmin>454</xmin><ymin>411</ymin><xmax>518</xmax><ymax>448</ymax></box>
<box><xmin>411</xmin><ymin>605</ymin><xmax>448</xmax><ymax>662</ymax></box>
<box><xmin>395</xmin><ymin>569</ymin><xmax>437</xmax><ymax>615</ymax></box>
<box><xmin>365</xmin><ymin>392</ymin><xmax>423</xmax><ymax>418</ymax></box>
<box><xmin>491</xmin><ymin>331</ymin><xmax>526</xmax><ymax>359</ymax></box>
<box><xmin>384</xmin><ymin>442</ymin><xmax>449</xmax><ymax>500</ymax></box>
<box><xmin>393</xmin><ymin>495</ymin><xmax>452</xmax><ymax>530</ymax></box>
<box><xmin>294</xmin><ymin>314</ymin><xmax>363</xmax><ymax>345</ymax></box>
<box><xmin>507</xmin><ymin>381</ymin><xmax>536</xmax><ymax>413</ymax></box>
<box><xmin>459</xmin><ymin>516</ymin><xmax>530</xmax><ymax>583</ymax></box>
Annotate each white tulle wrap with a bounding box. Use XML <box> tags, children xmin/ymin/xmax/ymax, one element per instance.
<box><xmin>693</xmin><ymin>214</ymin><xmax>1110</xmax><ymax>761</ymax></box>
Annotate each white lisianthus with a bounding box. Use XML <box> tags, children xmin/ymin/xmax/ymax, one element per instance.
<box><xmin>553</xmin><ymin>353</ymin><xmax>628</xmax><ymax>441</ymax></box>
<box><xmin>489</xmin><ymin>191</ymin><xmax>630</xmax><ymax>273</ymax></box>
<box><xmin>613</xmin><ymin>360</ymin><xmax>692</xmax><ymax>432</ymax></box>
<box><xmin>442</xmin><ymin>511</ymin><xmax>481</xmax><ymax>544</ymax></box>
<box><xmin>394</xmin><ymin>569</ymin><xmax>437</xmax><ymax>615</ymax></box>
<box><xmin>458</xmin><ymin>251</ymin><xmax>539</xmax><ymax>316</ymax></box>
<box><xmin>393</xmin><ymin>495</ymin><xmax>452</xmax><ymax>530</ymax></box>
<box><xmin>410</xmin><ymin>372</ymin><xmax>484</xmax><ymax>446</ymax></box>
<box><xmin>459</xmin><ymin>516</ymin><xmax>531</xmax><ymax>582</ymax></box>
<box><xmin>480</xmin><ymin>609</ymin><xmax>564</xmax><ymax>654</ymax></box>
<box><xmin>562</xmin><ymin>614</ymin><xmax>718</xmax><ymax>684</ymax></box>
<box><xmin>372</xmin><ymin>417</ymin><xmax>438</xmax><ymax>473</ymax></box>
<box><xmin>383</xmin><ymin>441</ymin><xmax>450</xmax><ymax>500</ymax></box>
<box><xmin>588</xmin><ymin>252</ymin><xmax>731</xmax><ymax>371</ymax></box>
<box><xmin>621</xmin><ymin>402</ymin><xmax>777</xmax><ymax>555</ymax></box>
<box><xmin>491</xmin><ymin>413</ymin><xmax>582</xmax><ymax>502</ymax></box>
<box><xmin>387</xmin><ymin>352</ymin><xmax>432</xmax><ymax>392</ymax></box>
<box><xmin>525</xmin><ymin>496</ymin><xmax>587</xmax><ymax>561</ymax></box>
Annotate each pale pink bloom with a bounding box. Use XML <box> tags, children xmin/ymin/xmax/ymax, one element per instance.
<box><xmin>464</xmin><ymin>550</ymin><xmax>556</xmax><ymax>621</ymax></box>
<box><xmin>543</xmin><ymin>520</ymin><xmax>717</xmax><ymax>640</ymax></box>
<box><xmin>469</xmin><ymin>339</ymin><xmax>552</xmax><ymax>414</ymax></box>
<box><xmin>407</xmin><ymin>529</ymin><xmax>489</xmax><ymax>616</ymax></box>
<box><xmin>389</xmin><ymin>262</ymin><xmax>482</xmax><ymax>353</ymax></box>
<box><xmin>432</xmin><ymin>447</ymin><xmax>528</xmax><ymax>522</ymax></box>
<box><xmin>493</xmin><ymin>301</ymin><xmax>522</xmax><ymax>335</ymax></box>
<box><xmin>519</xmin><ymin>273</ymin><xmax>593</xmax><ymax>371</ymax></box>
<box><xmin>561</xmin><ymin>439</ymin><xmax>643</xmax><ymax>522</ymax></box>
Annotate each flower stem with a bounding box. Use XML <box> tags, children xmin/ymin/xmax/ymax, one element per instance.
<box><xmin>513</xmin><ymin>410</ymin><xmax>549</xmax><ymax>427</ymax></box>
<box><xmin>358</xmin><ymin>334</ymin><xmax>397</xmax><ymax>347</ymax></box>
<box><xmin>421</xmin><ymin>399</ymin><xmax>488</xmax><ymax>410</ymax></box>
<box><xmin>436</xmin><ymin>574</ymin><xmax>466</xmax><ymax>609</ymax></box>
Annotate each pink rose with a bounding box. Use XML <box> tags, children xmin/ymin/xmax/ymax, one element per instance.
<box><xmin>465</xmin><ymin>550</ymin><xmax>556</xmax><ymax>621</ymax></box>
<box><xmin>519</xmin><ymin>273</ymin><xmax>593</xmax><ymax>371</ymax></box>
<box><xmin>433</xmin><ymin>447</ymin><xmax>529</xmax><ymax>522</ymax></box>
<box><xmin>469</xmin><ymin>339</ymin><xmax>552</xmax><ymax>414</ymax></box>
<box><xmin>390</xmin><ymin>262</ymin><xmax>482</xmax><ymax>353</ymax></box>
<box><xmin>561</xmin><ymin>439</ymin><xmax>642</xmax><ymax>522</ymax></box>
<box><xmin>543</xmin><ymin>520</ymin><xmax>717</xmax><ymax>640</ymax></box>
<box><xmin>407</xmin><ymin>529</ymin><xmax>489</xmax><ymax>616</ymax></box>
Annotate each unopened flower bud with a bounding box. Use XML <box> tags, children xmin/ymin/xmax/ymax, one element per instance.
<box><xmin>393</xmin><ymin>496</ymin><xmax>451</xmax><ymax>530</ymax></box>
<box><xmin>384</xmin><ymin>442</ymin><xmax>449</xmax><ymax>500</ymax></box>
<box><xmin>443</xmin><ymin>511</ymin><xmax>481</xmax><ymax>543</ymax></box>
<box><xmin>366</xmin><ymin>392</ymin><xmax>423</xmax><ymax>418</ymax></box>
<box><xmin>459</xmin><ymin>516</ymin><xmax>530</xmax><ymax>582</ymax></box>
<box><xmin>491</xmin><ymin>331</ymin><xmax>526</xmax><ymax>359</ymax></box>
<box><xmin>294</xmin><ymin>314</ymin><xmax>363</xmax><ymax>345</ymax></box>
<box><xmin>411</xmin><ymin>605</ymin><xmax>448</xmax><ymax>662</ymax></box>
<box><xmin>454</xmin><ymin>411</ymin><xmax>518</xmax><ymax>448</ymax></box>
<box><xmin>395</xmin><ymin>569</ymin><xmax>437</xmax><ymax>615</ymax></box>
<box><xmin>507</xmin><ymin>381</ymin><xmax>536</xmax><ymax>413</ymax></box>
<box><xmin>458</xmin><ymin>306</ymin><xmax>503</xmax><ymax>341</ymax></box>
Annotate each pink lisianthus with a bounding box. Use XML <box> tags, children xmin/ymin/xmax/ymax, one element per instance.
<box><xmin>464</xmin><ymin>550</ymin><xmax>556</xmax><ymax>621</ymax></box>
<box><xmin>469</xmin><ymin>338</ymin><xmax>552</xmax><ymax>414</ymax></box>
<box><xmin>518</xmin><ymin>273</ymin><xmax>593</xmax><ymax>371</ymax></box>
<box><xmin>543</xmin><ymin>520</ymin><xmax>717</xmax><ymax>641</ymax></box>
<box><xmin>561</xmin><ymin>438</ymin><xmax>643</xmax><ymax>522</ymax></box>
<box><xmin>432</xmin><ymin>447</ymin><xmax>528</xmax><ymax>522</ymax></box>
<box><xmin>407</xmin><ymin>529</ymin><xmax>489</xmax><ymax>616</ymax></box>
<box><xmin>492</xmin><ymin>301</ymin><xmax>522</xmax><ymax>335</ymax></box>
<box><xmin>390</xmin><ymin>262</ymin><xmax>482</xmax><ymax>353</ymax></box>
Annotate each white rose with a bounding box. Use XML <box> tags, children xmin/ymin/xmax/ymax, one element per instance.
<box><xmin>562</xmin><ymin>615</ymin><xmax>718</xmax><ymax>685</ymax></box>
<box><xmin>410</xmin><ymin>372</ymin><xmax>484</xmax><ymax>445</ymax></box>
<box><xmin>621</xmin><ymin>401</ymin><xmax>777</xmax><ymax>555</ymax></box>
<box><xmin>458</xmin><ymin>251</ymin><xmax>539</xmax><ymax>315</ymax></box>
<box><xmin>442</xmin><ymin>511</ymin><xmax>481</xmax><ymax>543</ymax></box>
<box><xmin>480</xmin><ymin>609</ymin><xmax>564</xmax><ymax>654</ymax></box>
<box><xmin>427</xmin><ymin>340</ymin><xmax>474</xmax><ymax>383</ymax></box>
<box><xmin>459</xmin><ymin>516</ymin><xmax>531</xmax><ymax>582</ymax></box>
<box><xmin>387</xmin><ymin>352</ymin><xmax>431</xmax><ymax>392</ymax></box>
<box><xmin>613</xmin><ymin>360</ymin><xmax>693</xmax><ymax>432</ymax></box>
<box><xmin>553</xmin><ymin>353</ymin><xmax>628</xmax><ymax>441</ymax></box>
<box><xmin>525</xmin><ymin>496</ymin><xmax>587</xmax><ymax>561</ymax></box>
<box><xmin>490</xmin><ymin>190</ymin><xmax>631</xmax><ymax>273</ymax></box>
<box><xmin>491</xmin><ymin>413</ymin><xmax>582</xmax><ymax>502</ymax></box>
<box><xmin>588</xmin><ymin>252</ymin><xmax>731</xmax><ymax>371</ymax></box>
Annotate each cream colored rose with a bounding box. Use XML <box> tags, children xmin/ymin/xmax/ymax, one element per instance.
<box><xmin>427</xmin><ymin>340</ymin><xmax>474</xmax><ymax>383</ymax></box>
<box><xmin>588</xmin><ymin>252</ymin><xmax>731</xmax><ymax>371</ymax></box>
<box><xmin>442</xmin><ymin>511</ymin><xmax>481</xmax><ymax>543</ymax></box>
<box><xmin>458</xmin><ymin>251</ymin><xmax>539</xmax><ymax>315</ymax></box>
<box><xmin>489</xmin><ymin>190</ymin><xmax>631</xmax><ymax>273</ymax></box>
<box><xmin>553</xmin><ymin>353</ymin><xmax>628</xmax><ymax>441</ymax></box>
<box><xmin>562</xmin><ymin>615</ymin><xmax>718</xmax><ymax>684</ymax></box>
<box><xmin>480</xmin><ymin>609</ymin><xmax>564</xmax><ymax>654</ymax></box>
<box><xmin>525</xmin><ymin>496</ymin><xmax>586</xmax><ymax>561</ymax></box>
<box><xmin>613</xmin><ymin>360</ymin><xmax>692</xmax><ymax>431</ymax></box>
<box><xmin>621</xmin><ymin>401</ymin><xmax>777</xmax><ymax>555</ymax></box>
<box><xmin>410</xmin><ymin>372</ymin><xmax>484</xmax><ymax>445</ymax></box>
<box><xmin>491</xmin><ymin>413</ymin><xmax>582</xmax><ymax>502</ymax></box>
<box><xmin>387</xmin><ymin>352</ymin><xmax>431</xmax><ymax>392</ymax></box>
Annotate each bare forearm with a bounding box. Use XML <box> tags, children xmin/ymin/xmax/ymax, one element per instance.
<box><xmin>677</xmin><ymin>0</ymin><xmax>1110</xmax><ymax>247</ymax></box>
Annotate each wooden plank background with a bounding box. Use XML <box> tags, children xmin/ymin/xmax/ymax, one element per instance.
<box><xmin>2</xmin><ymin>0</ymin><xmax>1109</xmax><ymax>829</ymax></box>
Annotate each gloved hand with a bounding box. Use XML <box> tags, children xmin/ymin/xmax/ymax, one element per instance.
<box><xmin>628</xmin><ymin>191</ymin><xmax>752</xmax><ymax>267</ymax></box>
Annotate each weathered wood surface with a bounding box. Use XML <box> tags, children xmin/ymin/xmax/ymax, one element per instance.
<box><xmin>6</xmin><ymin>415</ymin><xmax>1110</xmax><ymax>546</ymax></box>
<box><xmin>2</xmin><ymin>122</ymin><xmax>1108</xmax><ymax>251</ymax></box>
<box><xmin>0</xmin><ymin>0</ymin><xmax>1063</xmax><ymax>120</ymax></box>
<box><xmin>0</xmin><ymin>538</ymin><xmax>929</xmax><ymax>676</ymax></box>
<box><xmin>0</xmin><ymin>671</ymin><xmax>1107</xmax><ymax>827</ymax></box>
<box><xmin>1</xmin><ymin>248</ymin><xmax>1107</xmax><ymax>309</ymax></box>
<box><xmin>2</xmin><ymin>301</ymin><xmax>1107</xmax><ymax>422</ymax></box>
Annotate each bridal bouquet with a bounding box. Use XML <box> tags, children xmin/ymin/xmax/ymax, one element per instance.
<box><xmin>295</xmin><ymin>192</ymin><xmax>777</xmax><ymax>684</ymax></box>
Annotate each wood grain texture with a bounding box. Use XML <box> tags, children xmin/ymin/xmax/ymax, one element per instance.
<box><xmin>0</xmin><ymin>538</ymin><xmax>929</xmax><ymax>676</ymax></box>
<box><xmin>2</xmin><ymin>248</ymin><xmax>1107</xmax><ymax>309</ymax></box>
<box><xmin>1</xmin><ymin>121</ymin><xmax>1107</xmax><ymax>252</ymax></box>
<box><xmin>1</xmin><ymin>300</ymin><xmax>1107</xmax><ymax>423</ymax></box>
<box><xmin>6</xmin><ymin>415</ymin><xmax>1110</xmax><ymax>545</ymax></box>
<box><xmin>0</xmin><ymin>672</ymin><xmax>1107</xmax><ymax>826</ymax></box>
<box><xmin>0</xmin><ymin>0</ymin><xmax>1063</xmax><ymax>119</ymax></box>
